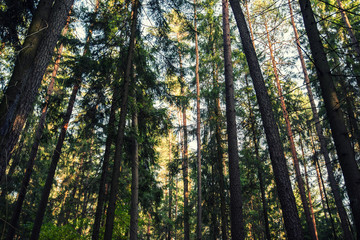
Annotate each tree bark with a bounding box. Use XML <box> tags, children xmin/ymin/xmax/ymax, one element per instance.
<box><xmin>229</xmin><ymin>1</ymin><xmax>304</xmax><ymax>239</ymax></box>
<box><xmin>298</xmin><ymin>0</ymin><xmax>360</xmax><ymax>236</ymax></box>
<box><xmin>264</xmin><ymin>20</ymin><xmax>318</xmax><ymax>240</ymax></box>
<box><xmin>177</xmin><ymin>37</ymin><xmax>190</xmax><ymax>240</ymax></box>
<box><xmin>103</xmin><ymin>1</ymin><xmax>138</xmax><ymax>238</ymax></box>
<box><xmin>0</xmin><ymin>0</ymin><xmax>72</xmax><ymax>179</ymax></box>
<box><xmin>167</xmin><ymin>129</ymin><xmax>173</xmax><ymax>240</ymax></box>
<box><xmin>5</xmin><ymin>14</ymin><xmax>71</xmax><ymax>240</ymax></box>
<box><xmin>194</xmin><ymin>1</ymin><xmax>202</xmax><ymax>239</ymax></box>
<box><xmin>222</xmin><ymin>1</ymin><xmax>244</xmax><ymax>239</ymax></box>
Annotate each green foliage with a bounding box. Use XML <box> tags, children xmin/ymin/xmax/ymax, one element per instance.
<box><xmin>39</xmin><ymin>223</ymin><xmax>84</xmax><ymax>240</ymax></box>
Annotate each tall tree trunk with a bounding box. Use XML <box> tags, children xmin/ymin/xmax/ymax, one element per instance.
<box><xmin>222</xmin><ymin>1</ymin><xmax>244</xmax><ymax>239</ymax></box>
<box><xmin>130</xmin><ymin>93</ymin><xmax>139</xmax><ymax>240</ymax></box>
<box><xmin>92</xmin><ymin>85</ymin><xmax>119</xmax><ymax>240</ymax></box>
<box><xmin>194</xmin><ymin>1</ymin><xmax>202</xmax><ymax>239</ymax></box>
<box><xmin>177</xmin><ymin>37</ymin><xmax>190</xmax><ymax>240</ymax></box>
<box><xmin>167</xmin><ymin>129</ymin><xmax>173</xmax><ymax>240</ymax></box>
<box><xmin>298</xmin><ymin>0</ymin><xmax>360</xmax><ymax>236</ymax></box>
<box><xmin>299</xmin><ymin>135</ymin><xmax>318</xmax><ymax>238</ymax></box>
<box><xmin>0</xmin><ymin>0</ymin><xmax>73</xmax><ymax>178</ymax></box>
<box><xmin>5</xmin><ymin>15</ymin><xmax>71</xmax><ymax>240</ymax></box>
<box><xmin>264</xmin><ymin>20</ymin><xmax>318</xmax><ymax>240</ymax></box>
<box><xmin>92</xmin><ymin>5</ymin><xmax>127</xmax><ymax>238</ymax></box>
<box><xmin>336</xmin><ymin>0</ymin><xmax>360</xmax><ymax>65</ymax></box>
<box><xmin>214</xmin><ymin>65</ymin><xmax>228</xmax><ymax>240</ymax></box>
<box><xmin>103</xmin><ymin>1</ymin><xmax>138</xmax><ymax>238</ymax></box>
<box><xmin>337</xmin><ymin>76</ymin><xmax>360</xmax><ymax>151</ymax></box>
<box><xmin>228</xmin><ymin>1</ymin><xmax>304</xmax><ymax>239</ymax></box>
<box><xmin>0</xmin><ymin>0</ymin><xmax>53</xmax><ymax>153</ymax></box>
<box><xmin>287</xmin><ymin>0</ymin><xmax>353</xmax><ymax>237</ymax></box>
<box><xmin>30</xmin><ymin>79</ymin><xmax>80</xmax><ymax>240</ymax></box>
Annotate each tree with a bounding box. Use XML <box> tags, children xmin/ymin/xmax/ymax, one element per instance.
<box><xmin>286</xmin><ymin>0</ymin><xmax>353</xmax><ymax>237</ymax></box>
<box><xmin>298</xmin><ymin>0</ymin><xmax>360</xmax><ymax>236</ymax></box>
<box><xmin>264</xmin><ymin>17</ymin><xmax>318</xmax><ymax>240</ymax></box>
<box><xmin>0</xmin><ymin>0</ymin><xmax>69</xmax><ymax>179</ymax></box>
<box><xmin>194</xmin><ymin>1</ymin><xmax>202</xmax><ymax>239</ymax></box>
<box><xmin>222</xmin><ymin>0</ymin><xmax>244</xmax><ymax>239</ymax></box>
<box><xmin>5</xmin><ymin>14</ymin><xmax>72</xmax><ymax>240</ymax></box>
<box><xmin>103</xmin><ymin>0</ymin><xmax>139</xmax><ymax>238</ymax></box>
<box><xmin>229</xmin><ymin>1</ymin><xmax>304</xmax><ymax>239</ymax></box>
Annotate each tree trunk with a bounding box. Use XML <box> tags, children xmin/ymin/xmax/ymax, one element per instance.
<box><xmin>5</xmin><ymin>14</ymin><xmax>71</xmax><ymax>240</ymax></box>
<box><xmin>103</xmin><ymin>1</ymin><xmax>138</xmax><ymax>238</ymax></box>
<box><xmin>229</xmin><ymin>1</ymin><xmax>304</xmax><ymax>239</ymax></box>
<box><xmin>177</xmin><ymin>38</ymin><xmax>190</xmax><ymax>240</ymax></box>
<box><xmin>222</xmin><ymin>1</ymin><xmax>244</xmax><ymax>239</ymax></box>
<box><xmin>92</xmin><ymin>83</ymin><xmax>120</xmax><ymax>240</ymax></box>
<box><xmin>0</xmin><ymin>0</ymin><xmax>72</xmax><ymax>179</ymax></box>
<box><xmin>264</xmin><ymin>20</ymin><xmax>318</xmax><ymax>240</ymax></box>
<box><xmin>287</xmin><ymin>0</ymin><xmax>353</xmax><ymax>237</ymax></box>
<box><xmin>298</xmin><ymin>0</ymin><xmax>360</xmax><ymax>236</ymax></box>
<box><xmin>130</xmin><ymin>93</ymin><xmax>139</xmax><ymax>240</ymax></box>
<box><xmin>194</xmin><ymin>1</ymin><xmax>202</xmax><ymax>239</ymax></box>
<box><xmin>336</xmin><ymin>0</ymin><xmax>360</xmax><ymax>65</ymax></box>
<box><xmin>167</xmin><ymin>129</ymin><xmax>172</xmax><ymax>240</ymax></box>
<box><xmin>30</xmin><ymin>81</ymin><xmax>79</xmax><ymax>240</ymax></box>
<box><xmin>299</xmin><ymin>136</ymin><xmax>318</xmax><ymax>239</ymax></box>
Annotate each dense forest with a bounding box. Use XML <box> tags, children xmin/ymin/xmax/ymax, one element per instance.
<box><xmin>0</xmin><ymin>0</ymin><xmax>359</xmax><ymax>239</ymax></box>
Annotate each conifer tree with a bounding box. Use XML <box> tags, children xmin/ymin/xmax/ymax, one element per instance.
<box><xmin>298</xmin><ymin>0</ymin><xmax>360</xmax><ymax>236</ymax></box>
<box><xmin>229</xmin><ymin>1</ymin><xmax>304</xmax><ymax>239</ymax></box>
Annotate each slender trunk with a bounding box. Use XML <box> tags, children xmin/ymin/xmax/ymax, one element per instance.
<box><xmin>177</xmin><ymin>41</ymin><xmax>190</xmax><ymax>240</ymax></box>
<box><xmin>5</xmin><ymin>15</ymin><xmax>71</xmax><ymax>239</ymax></box>
<box><xmin>0</xmin><ymin>0</ymin><xmax>73</xmax><ymax>178</ymax></box>
<box><xmin>299</xmin><ymin>136</ymin><xmax>318</xmax><ymax>238</ymax></box>
<box><xmin>92</xmin><ymin>86</ymin><xmax>119</xmax><ymax>240</ymax></box>
<box><xmin>336</xmin><ymin>0</ymin><xmax>360</xmax><ymax>65</ymax></box>
<box><xmin>245</xmin><ymin>0</ymin><xmax>255</xmax><ymax>50</ymax></box>
<box><xmin>103</xmin><ymin>1</ymin><xmax>138</xmax><ymax>238</ymax></box>
<box><xmin>167</xmin><ymin>130</ymin><xmax>172</xmax><ymax>240</ymax></box>
<box><xmin>222</xmin><ymin>1</ymin><xmax>244</xmax><ymax>239</ymax></box>
<box><xmin>130</xmin><ymin>94</ymin><xmax>139</xmax><ymax>240</ymax></box>
<box><xmin>194</xmin><ymin>1</ymin><xmax>202</xmax><ymax>239</ymax></box>
<box><xmin>287</xmin><ymin>0</ymin><xmax>353</xmax><ymax>237</ymax></box>
<box><xmin>313</xmin><ymin>152</ymin><xmax>330</xmax><ymax>221</ymax></box>
<box><xmin>229</xmin><ymin>1</ymin><xmax>304</xmax><ymax>239</ymax></box>
<box><xmin>214</xmin><ymin>68</ymin><xmax>228</xmax><ymax>240</ymax></box>
<box><xmin>337</xmin><ymin>77</ymin><xmax>360</xmax><ymax>150</ymax></box>
<box><xmin>298</xmin><ymin>0</ymin><xmax>360</xmax><ymax>236</ymax></box>
<box><xmin>264</xmin><ymin>20</ymin><xmax>318</xmax><ymax>240</ymax></box>
<box><xmin>30</xmin><ymin>81</ymin><xmax>79</xmax><ymax>240</ymax></box>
